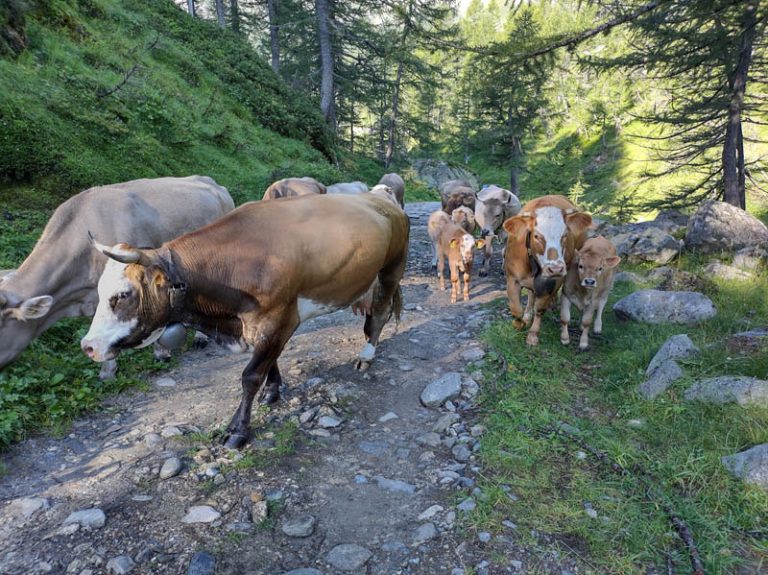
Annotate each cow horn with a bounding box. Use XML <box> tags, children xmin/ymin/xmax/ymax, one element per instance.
<box><xmin>88</xmin><ymin>231</ymin><xmax>144</xmax><ymax>265</ymax></box>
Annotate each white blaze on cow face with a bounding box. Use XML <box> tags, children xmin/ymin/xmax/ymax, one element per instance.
<box><xmin>459</xmin><ymin>233</ymin><xmax>476</xmax><ymax>271</ymax></box>
<box><xmin>533</xmin><ymin>206</ymin><xmax>568</xmax><ymax>277</ymax></box>
<box><xmin>80</xmin><ymin>259</ymin><xmax>163</xmax><ymax>361</ymax></box>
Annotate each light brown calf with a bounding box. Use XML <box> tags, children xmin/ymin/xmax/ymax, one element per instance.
<box><xmin>436</xmin><ymin>222</ymin><xmax>485</xmax><ymax>303</ymax></box>
<box><xmin>560</xmin><ymin>236</ymin><xmax>620</xmax><ymax>350</ymax></box>
<box><xmin>263</xmin><ymin>177</ymin><xmax>326</xmax><ymax>200</ymax></box>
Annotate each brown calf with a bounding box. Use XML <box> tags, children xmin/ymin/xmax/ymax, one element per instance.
<box><xmin>263</xmin><ymin>177</ymin><xmax>326</xmax><ymax>200</ymax></box>
<box><xmin>560</xmin><ymin>236</ymin><xmax>620</xmax><ymax>350</ymax></box>
<box><xmin>435</xmin><ymin>222</ymin><xmax>485</xmax><ymax>303</ymax></box>
<box><xmin>502</xmin><ymin>195</ymin><xmax>592</xmax><ymax>346</ymax></box>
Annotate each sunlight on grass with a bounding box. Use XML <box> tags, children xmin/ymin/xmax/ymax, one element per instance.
<box><xmin>474</xmin><ymin>258</ymin><xmax>768</xmax><ymax>573</ymax></box>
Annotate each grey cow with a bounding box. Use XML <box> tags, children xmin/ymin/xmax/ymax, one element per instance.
<box><xmin>474</xmin><ymin>185</ymin><xmax>521</xmax><ymax>276</ymax></box>
<box><xmin>0</xmin><ymin>176</ymin><xmax>234</xmax><ymax>378</ymax></box>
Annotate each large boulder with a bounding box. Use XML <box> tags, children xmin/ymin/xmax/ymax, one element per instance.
<box><xmin>608</xmin><ymin>227</ymin><xmax>682</xmax><ymax>265</ymax></box>
<box><xmin>637</xmin><ymin>334</ymin><xmax>699</xmax><ymax>399</ymax></box>
<box><xmin>721</xmin><ymin>444</ymin><xmax>768</xmax><ymax>489</ymax></box>
<box><xmin>685</xmin><ymin>200</ymin><xmax>768</xmax><ymax>254</ymax></box>
<box><xmin>684</xmin><ymin>376</ymin><xmax>768</xmax><ymax>407</ymax></box>
<box><xmin>613</xmin><ymin>290</ymin><xmax>716</xmax><ymax>324</ymax></box>
<box><xmin>411</xmin><ymin>159</ymin><xmax>480</xmax><ymax>191</ymax></box>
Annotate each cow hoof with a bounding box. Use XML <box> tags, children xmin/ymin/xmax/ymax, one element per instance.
<box><xmin>526</xmin><ymin>333</ymin><xmax>539</xmax><ymax>346</ymax></box>
<box><xmin>560</xmin><ymin>337</ymin><xmax>570</xmax><ymax>345</ymax></box>
<box><xmin>512</xmin><ymin>318</ymin><xmax>525</xmax><ymax>330</ymax></box>
<box><xmin>355</xmin><ymin>359</ymin><xmax>371</xmax><ymax>372</ymax></box>
<box><xmin>578</xmin><ymin>346</ymin><xmax>589</xmax><ymax>353</ymax></box>
<box><xmin>258</xmin><ymin>387</ymin><xmax>280</xmax><ymax>405</ymax></box>
<box><xmin>223</xmin><ymin>433</ymin><xmax>249</xmax><ymax>449</ymax></box>
<box><xmin>192</xmin><ymin>333</ymin><xmax>210</xmax><ymax>350</ymax></box>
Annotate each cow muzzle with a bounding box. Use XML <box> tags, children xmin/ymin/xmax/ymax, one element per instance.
<box><xmin>581</xmin><ymin>277</ymin><xmax>597</xmax><ymax>288</ymax></box>
<box><xmin>542</xmin><ymin>261</ymin><xmax>565</xmax><ymax>277</ymax></box>
<box><xmin>80</xmin><ymin>338</ymin><xmax>118</xmax><ymax>362</ymax></box>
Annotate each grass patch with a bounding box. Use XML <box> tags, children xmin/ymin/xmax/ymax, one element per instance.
<box><xmin>474</xmin><ymin>261</ymin><xmax>768</xmax><ymax>573</ymax></box>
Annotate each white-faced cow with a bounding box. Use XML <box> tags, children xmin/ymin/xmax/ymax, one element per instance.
<box><xmin>0</xmin><ymin>176</ymin><xmax>234</xmax><ymax>378</ymax></box>
<box><xmin>263</xmin><ymin>177</ymin><xmax>326</xmax><ymax>200</ymax></box>
<box><xmin>326</xmin><ymin>181</ymin><xmax>369</xmax><ymax>195</ymax></box>
<box><xmin>440</xmin><ymin>180</ymin><xmax>476</xmax><ymax>215</ymax></box>
<box><xmin>377</xmin><ymin>173</ymin><xmax>406</xmax><ymax>208</ymax></box>
<box><xmin>560</xmin><ymin>236</ymin><xmax>620</xmax><ymax>350</ymax></box>
<box><xmin>81</xmin><ymin>193</ymin><xmax>409</xmax><ymax>448</ymax></box>
<box><xmin>502</xmin><ymin>195</ymin><xmax>592</xmax><ymax>346</ymax></box>
<box><xmin>474</xmin><ymin>185</ymin><xmax>522</xmax><ymax>277</ymax></box>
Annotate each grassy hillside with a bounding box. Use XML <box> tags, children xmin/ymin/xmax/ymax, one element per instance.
<box><xmin>0</xmin><ymin>0</ymin><xmax>338</xmax><ymax>212</ymax></box>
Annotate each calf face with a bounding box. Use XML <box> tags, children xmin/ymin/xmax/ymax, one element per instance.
<box><xmin>80</xmin><ymin>243</ymin><xmax>170</xmax><ymax>362</ymax></box>
<box><xmin>575</xmin><ymin>248</ymin><xmax>621</xmax><ymax>289</ymax></box>
<box><xmin>451</xmin><ymin>206</ymin><xmax>475</xmax><ymax>234</ymax></box>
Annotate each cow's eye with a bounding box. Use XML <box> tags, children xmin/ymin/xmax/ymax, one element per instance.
<box><xmin>578</xmin><ymin>264</ymin><xmax>584</xmax><ymax>270</ymax></box>
<box><xmin>118</xmin><ymin>291</ymin><xmax>130</xmax><ymax>300</ymax></box>
<box><xmin>598</xmin><ymin>267</ymin><xmax>603</xmax><ymax>272</ymax></box>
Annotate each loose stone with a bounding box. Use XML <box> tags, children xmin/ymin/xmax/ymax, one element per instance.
<box><xmin>379</xmin><ymin>412</ymin><xmax>399</xmax><ymax>423</ymax></box>
<box><xmin>182</xmin><ymin>506</ymin><xmax>221</xmax><ymax>524</ymax></box>
<box><xmin>326</xmin><ymin>544</ymin><xmax>372</xmax><ymax>571</ymax></box>
<box><xmin>63</xmin><ymin>508</ymin><xmax>106</xmax><ymax>530</ymax></box>
<box><xmin>159</xmin><ymin>457</ymin><xmax>182</xmax><ymax>479</ymax></box>
<box><xmin>281</xmin><ymin>515</ymin><xmax>316</xmax><ymax>538</ymax></box>
<box><xmin>106</xmin><ymin>555</ymin><xmax>135</xmax><ymax>574</ymax></box>
<box><xmin>373</xmin><ymin>476</ymin><xmax>416</xmax><ymax>494</ymax></box>
<box><xmin>187</xmin><ymin>551</ymin><xmax>216</xmax><ymax>575</ymax></box>
<box><xmin>413</xmin><ymin>523</ymin><xmax>438</xmax><ymax>543</ymax></box>
<box><xmin>417</xmin><ymin>505</ymin><xmax>444</xmax><ymax>521</ymax></box>
<box><xmin>457</xmin><ymin>498</ymin><xmax>476</xmax><ymax>512</ymax></box>
<box><xmin>317</xmin><ymin>416</ymin><xmax>342</xmax><ymax>428</ymax></box>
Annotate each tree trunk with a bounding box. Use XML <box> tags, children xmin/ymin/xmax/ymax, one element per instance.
<box><xmin>384</xmin><ymin>58</ymin><xmax>404</xmax><ymax>169</ymax></box>
<box><xmin>267</xmin><ymin>0</ymin><xmax>280</xmax><ymax>75</ymax></box>
<box><xmin>315</xmin><ymin>0</ymin><xmax>336</xmax><ymax>128</ymax></box>
<box><xmin>230</xmin><ymin>0</ymin><xmax>241</xmax><ymax>35</ymax></box>
<box><xmin>214</xmin><ymin>0</ymin><xmax>226</xmax><ymax>27</ymax></box>
<box><xmin>187</xmin><ymin>0</ymin><xmax>195</xmax><ymax>17</ymax></box>
<box><xmin>722</xmin><ymin>0</ymin><xmax>757</xmax><ymax>208</ymax></box>
<box><xmin>510</xmin><ymin>136</ymin><xmax>521</xmax><ymax>195</ymax></box>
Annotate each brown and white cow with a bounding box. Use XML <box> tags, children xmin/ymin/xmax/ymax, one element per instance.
<box><xmin>263</xmin><ymin>177</ymin><xmax>326</xmax><ymax>200</ymax></box>
<box><xmin>0</xmin><ymin>176</ymin><xmax>234</xmax><ymax>378</ymax></box>
<box><xmin>81</xmin><ymin>193</ymin><xmax>409</xmax><ymax>448</ymax></box>
<box><xmin>475</xmin><ymin>185</ymin><xmax>522</xmax><ymax>277</ymax></box>
<box><xmin>560</xmin><ymin>236</ymin><xmax>620</xmax><ymax>350</ymax></box>
<box><xmin>502</xmin><ymin>195</ymin><xmax>592</xmax><ymax>346</ymax></box>
<box><xmin>378</xmin><ymin>173</ymin><xmax>406</xmax><ymax>208</ymax></box>
<box><xmin>440</xmin><ymin>180</ymin><xmax>476</xmax><ymax>215</ymax></box>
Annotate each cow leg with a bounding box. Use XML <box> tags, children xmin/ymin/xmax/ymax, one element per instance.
<box><xmin>479</xmin><ymin>241</ymin><xmax>492</xmax><ymax>277</ymax></box>
<box><xmin>437</xmin><ymin>246</ymin><xmax>446</xmax><ymax>292</ymax></box>
<box><xmin>593</xmin><ymin>297</ymin><xmax>608</xmax><ymax>336</ymax></box>
<box><xmin>192</xmin><ymin>331</ymin><xmax>210</xmax><ymax>349</ymax></box>
<box><xmin>357</xmin><ymin>260</ymin><xmax>406</xmax><ymax>371</ymax></box>
<box><xmin>258</xmin><ymin>363</ymin><xmax>282</xmax><ymax>405</ymax></box>
<box><xmin>560</xmin><ymin>294</ymin><xmax>572</xmax><ymax>345</ymax></box>
<box><xmin>450</xmin><ymin>263</ymin><xmax>460</xmax><ymax>304</ymax></box>
<box><xmin>522</xmin><ymin>289</ymin><xmax>535</xmax><ymax>326</ymax></box>
<box><xmin>430</xmin><ymin>240</ymin><xmax>438</xmax><ymax>268</ymax></box>
<box><xmin>462</xmin><ymin>266</ymin><xmax>471</xmax><ymax>302</ymax></box>
<box><xmin>506</xmin><ymin>278</ymin><xmax>526</xmax><ymax>330</ymax></box>
<box><xmin>579</xmin><ymin>303</ymin><xmax>597</xmax><ymax>351</ymax></box>
<box><xmin>224</xmin><ymin>311</ymin><xmax>298</xmax><ymax>449</ymax></box>
<box><xmin>99</xmin><ymin>359</ymin><xmax>118</xmax><ymax>381</ymax></box>
<box><xmin>527</xmin><ymin>293</ymin><xmax>554</xmax><ymax>347</ymax></box>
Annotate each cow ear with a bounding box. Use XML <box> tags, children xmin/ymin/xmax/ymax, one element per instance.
<box><xmin>7</xmin><ymin>295</ymin><xmax>53</xmax><ymax>321</ymax></box>
<box><xmin>605</xmin><ymin>255</ymin><xmax>621</xmax><ymax>268</ymax></box>
<box><xmin>502</xmin><ymin>214</ymin><xmax>530</xmax><ymax>237</ymax></box>
<box><xmin>450</xmin><ymin>238</ymin><xmax>459</xmax><ymax>248</ymax></box>
<box><xmin>475</xmin><ymin>239</ymin><xmax>486</xmax><ymax>249</ymax></box>
<box><xmin>565</xmin><ymin>212</ymin><xmax>592</xmax><ymax>235</ymax></box>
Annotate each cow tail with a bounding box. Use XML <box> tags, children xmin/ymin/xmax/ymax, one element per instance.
<box><xmin>392</xmin><ymin>285</ymin><xmax>403</xmax><ymax>329</ymax></box>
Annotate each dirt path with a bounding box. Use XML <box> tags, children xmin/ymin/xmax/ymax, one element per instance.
<box><xmin>0</xmin><ymin>203</ymin><xmax>582</xmax><ymax>575</ymax></box>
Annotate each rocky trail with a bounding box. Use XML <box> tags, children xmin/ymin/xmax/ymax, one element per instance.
<box><xmin>0</xmin><ymin>203</ymin><xmax>584</xmax><ymax>575</ymax></box>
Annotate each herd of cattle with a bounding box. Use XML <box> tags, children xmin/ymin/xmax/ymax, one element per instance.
<box><xmin>0</xmin><ymin>173</ymin><xmax>620</xmax><ymax>446</ymax></box>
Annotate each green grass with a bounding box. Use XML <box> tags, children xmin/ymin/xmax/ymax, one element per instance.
<box><xmin>472</xmin><ymin>261</ymin><xmax>768</xmax><ymax>573</ymax></box>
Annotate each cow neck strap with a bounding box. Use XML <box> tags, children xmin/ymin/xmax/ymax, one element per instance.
<box><xmin>158</xmin><ymin>247</ymin><xmax>187</xmax><ymax>315</ymax></box>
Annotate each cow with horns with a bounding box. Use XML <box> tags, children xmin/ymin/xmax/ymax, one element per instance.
<box><xmin>81</xmin><ymin>193</ymin><xmax>409</xmax><ymax>448</ymax></box>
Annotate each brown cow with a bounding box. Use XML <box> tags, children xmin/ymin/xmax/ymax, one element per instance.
<box><xmin>440</xmin><ymin>180</ymin><xmax>476</xmax><ymax>215</ymax></box>
<box><xmin>378</xmin><ymin>173</ymin><xmax>406</xmax><ymax>208</ymax></box>
<box><xmin>560</xmin><ymin>236</ymin><xmax>620</xmax><ymax>350</ymax></box>
<box><xmin>502</xmin><ymin>195</ymin><xmax>592</xmax><ymax>346</ymax></box>
<box><xmin>263</xmin><ymin>177</ymin><xmax>326</xmax><ymax>200</ymax></box>
<box><xmin>81</xmin><ymin>193</ymin><xmax>409</xmax><ymax>448</ymax></box>
<box><xmin>451</xmin><ymin>206</ymin><xmax>476</xmax><ymax>234</ymax></box>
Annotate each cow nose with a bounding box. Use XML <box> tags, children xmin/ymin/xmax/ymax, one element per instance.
<box><xmin>481</xmin><ymin>229</ymin><xmax>491</xmax><ymax>238</ymax></box>
<box><xmin>546</xmin><ymin>263</ymin><xmax>565</xmax><ymax>276</ymax></box>
<box><xmin>81</xmin><ymin>340</ymin><xmax>95</xmax><ymax>359</ymax></box>
<box><xmin>582</xmin><ymin>278</ymin><xmax>596</xmax><ymax>287</ymax></box>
